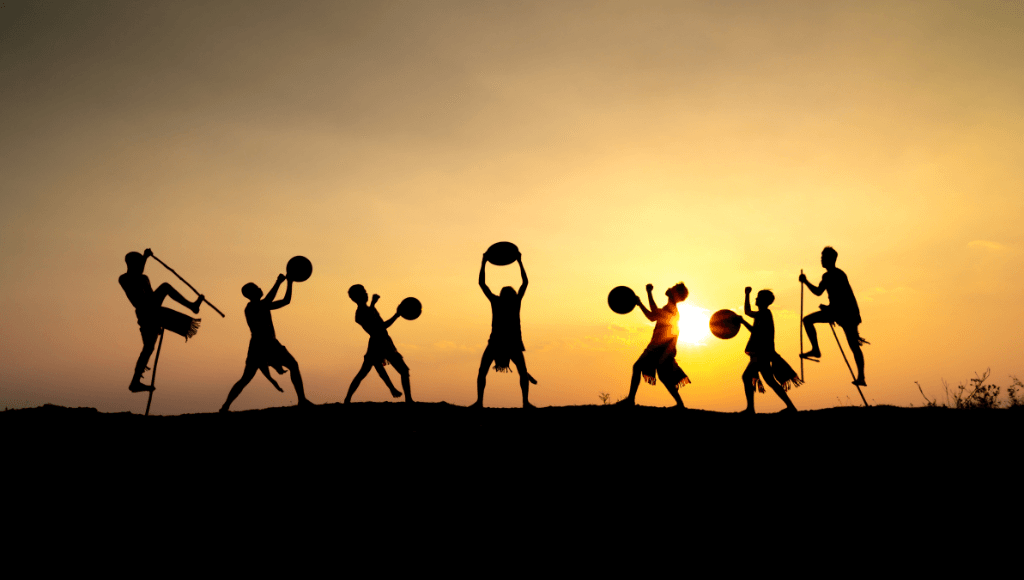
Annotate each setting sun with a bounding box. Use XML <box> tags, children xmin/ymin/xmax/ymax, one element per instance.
<box><xmin>677</xmin><ymin>304</ymin><xmax>713</xmax><ymax>346</ymax></box>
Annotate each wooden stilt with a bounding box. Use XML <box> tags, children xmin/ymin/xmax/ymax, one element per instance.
<box><xmin>146</xmin><ymin>329</ymin><xmax>165</xmax><ymax>416</ymax></box>
<box><xmin>829</xmin><ymin>322</ymin><xmax>868</xmax><ymax>407</ymax></box>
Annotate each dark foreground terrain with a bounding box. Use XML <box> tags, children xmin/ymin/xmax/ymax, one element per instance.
<box><xmin>4</xmin><ymin>402</ymin><xmax>1019</xmax><ymax>559</ymax></box>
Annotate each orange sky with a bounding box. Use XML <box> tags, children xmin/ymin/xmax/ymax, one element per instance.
<box><xmin>2</xmin><ymin>1</ymin><xmax>1023</xmax><ymax>414</ymax></box>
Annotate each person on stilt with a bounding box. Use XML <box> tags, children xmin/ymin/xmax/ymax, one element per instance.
<box><xmin>473</xmin><ymin>254</ymin><xmax>536</xmax><ymax>408</ymax></box>
<box><xmin>344</xmin><ymin>285</ymin><xmax>413</xmax><ymax>404</ymax></box>
<box><xmin>737</xmin><ymin>288</ymin><xmax>800</xmax><ymax>414</ymax></box>
<box><xmin>119</xmin><ymin>248</ymin><xmax>203</xmax><ymax>393</ymax></box>
<box><xmin>617</xmin><ymin>283</ymin><xmax>689</xmax><ymax>407</ymax></box>
<box><xmin>799</xmin><ymin>246</ymin><xmax>868</xmax><ymax>387</ymax></box>
<box><xmin>220</xmin><ymin>273</ymin><xmax>312</xmax><ymax>412</ymax></box>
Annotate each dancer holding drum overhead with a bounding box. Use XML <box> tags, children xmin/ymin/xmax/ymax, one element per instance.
<box><xmin>474</xmin><ymin>243</ymin><xmax>537</xmax><ymax>409</ymax></box>
<box><xmin>737</xmin><ymin>288</ymin><xmax>799</xmax><ymax>414</ymax></box>
<box><xmin>617</xmin><ymin>283</ymin><xmax>689</xmax><ymax>407</ymax></box>
<box><xmin>220</xmin><ymin>258</ymin><xmax>313</xmax><ymax>412</ymax></box>
<box><xmin>119</xmin><ymin>248</ymin><xmax>204</xmax><ymax>393</ymax></box>
<box><xmin>344</xmin><ymin>286</ymin><xmax>417</xmax><ymax>404</ymax></box>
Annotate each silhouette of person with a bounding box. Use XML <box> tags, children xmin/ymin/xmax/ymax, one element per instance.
<box><xmin>344</xmin><ymin>285</ymin><xmax>413</xmax><ymax>404</ymax></box>
<box><xmin>220</xmin><ymin>274</ymin><xmax>312</xmax><ymax>412</ymax></box>
<box><xmin>119</xmin><ymin>248</ymin><xmax>203</xmax><ymax>393</ymax></box>
<box><xmin>737</xmin><ymin>288</ymin><xmax>799</xmax><ymax>414</ymax></box>
<box><xmin>799</xmin><ymin>246</ymin><xmax>867</xmax><ymax>386</ymax></box>
<box><xmin>617</xmin><ymin>283</ymin><xmax>689</xmax><ymax>407</ymax></box>
<box><xmin>473</xmin><ymin>255</ymin><xmax>536</xmax><ymax>408</ymax></box>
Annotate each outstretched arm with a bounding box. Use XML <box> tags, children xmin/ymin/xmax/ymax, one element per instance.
<box><xmin>635</xmin><ymin>294</ymin><xmax>657</xmax><ymax>322</ymax></box>
<box><xmin>384</xmin><ymin>311</ymin><xmax>401</xmax><ymax>329</ymax></box>
<box><xmin>517</xmin><ymin>257</ymin><xmax>528</xmax><ymax>298</ymax></box>
<box><xmin>479</xmin><ymin>255</ymin><xmax>495</xmax><ymax>299</ymax></box>
<box><xmin>270</xmin><ymin>278</ymin><xmax>292</xmax><ymax>310</ymax></box>
<box><xmin>799</xmin><ymin>272</ymin><xmax>825</xmax><ymax>296</ymax></box>
<box><xmin>264</xmin><ymin>274</ymin><xmax>286</xmax><ymax>303</ymax></box>
<box><xmin>744</xmin><ymin>287</ymin><xmax>755</xmax><ymax>317</ymax></box>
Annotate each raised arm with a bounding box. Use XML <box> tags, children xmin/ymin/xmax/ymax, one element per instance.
<box><xmin>263</xmin><ymin>274</ymin><xmax>286</xmax><ymax>303</ymax></box>
<box><xmin>645</xmin><ymin>284</ymin><xmax>657</xmax><ymax>311</ymax></box>
<box><xmin>744</xmin><ymin>287</ymin><xmax>755</xmax><ymax>317</ymax></box>
<box><xmin>479</xmin><ymin>255</ymin><xmax>495</xmax><ymax>299</ymax></box>
<box><xmin>517</xmin><ymin>257</ymin><xmax>528</xmax><ymax>298</ymax></box>
<box><xmin>635</xmin><ymin>292</ymin><xmax>657</xmax><ymax>322</ymax></box>
<box><xmin>269</xmin><ymin>277</ymin><xmax>292</xmax><ymax>310</ymax></box>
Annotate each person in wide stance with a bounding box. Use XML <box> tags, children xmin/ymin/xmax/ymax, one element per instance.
<box><xmin>473</xmin><ymin>254</ymin><xmax>536</xmax><ymax>408</ymax></box>
<box><xmin>737</xmin><ymin>287</ymin><xmax>800</xmax><ymax>414</ymax></box>
<box><xmin>344</xmin><ymin>285</ymin><xmax>413</xmax><ymax>404</ymax></box>
<box><xmin>221</xmin><ymin>273</ymin><xmax>312</xmax><ymax>412</ymax></box>
<box><xmin>618</xmin><ymin>283</ymin><xmax>689</xmax><ymax>407</ymax></box>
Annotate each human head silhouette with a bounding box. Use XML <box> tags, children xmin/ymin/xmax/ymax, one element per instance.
<box><xmin>499</xmin><ymin>286</ymin><xmax>516</xmax><ymax>301</ymax></box>
<box><xmin>821</xmin><ymin>246</ymin><xmax>838</xmax><ymax>268</ymax></box>
<box><xmin>125</xmin><ymin>252</ymin><xmax>145</xmax><ymax>274</ymax></box>
<box><xmin>755</xmin><ymin>289</ymin><xmax>775</xmax><ymax>308</ymax></box>
<box><xmin>348</xmin><ymin>284</ymin><xmax>368</xmax><ymax>304</ymax></box>
<box><xmin>666</xmin><ymin>282</ymin><xmax>688</xmax><ymax>304</ymax></box>
<box><xmin>242</xmin><ymin>283</ymin><xmax>263</xmax><ymax>301</ymax></box>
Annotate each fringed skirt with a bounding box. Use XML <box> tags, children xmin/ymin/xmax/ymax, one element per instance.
<box><xmin>746</xmin><ymin>353</ymin><xmax>803</xmax><ymax>393</ymax></box>
<box><xmin>635</xmin><ymin>342</ymin><xmax>690</xmax><ymax>390</ymax></box>
<box><xmin>486</xmin><ymin>336</ymin><xmax>525</xmax><ymax>373</ymax></box>
<box><xmin>157</xmin><ymin>307</ymin><xmax>200</xmax><ymax>341</ymax></box>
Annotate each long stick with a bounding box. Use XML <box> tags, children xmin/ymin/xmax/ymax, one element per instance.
<box><xmin>800</xmin><ymin>269</ymin><xmax>804</xmax><ymax>382</ymax></box>
<box><xmin>150</xmin><ymin>254</ymin><xmax>225</xmax><ymax>318</ymax></box>
<box><xmin>829</xmin><ymin>322</ymin><xmax>868</xmax><ymax>407</ymax></box>
<box><xmin>146</xmin><ymin>329</ymin><xmax>164</xmax><ymax>416</ymax></box>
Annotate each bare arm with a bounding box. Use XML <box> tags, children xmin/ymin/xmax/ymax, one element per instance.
<box><xmin>799</xmin><ymin>273</ymin><xmax>825</xmax><ymax>296</ymax></box>
<box><xmin>270</xmin><ymin>278</ymin><xmax>292</xmax><ymax>310</ymax></box>
<box><xmin>738</xmin><ymin>316</ymin><xmax>753</xmax><ymax>332</ymax></box>
<box><xmin>479</xmin><ymin>256</ymin><xmax>495</xmax><ymax>299</ymax></box>
<box><xmin>383</xmin><ymin>311</ymin><xmax>401</xmax><ymax>329</ymax></box>
<box><xmin>645</xmin><ymin>284</ymin><xmax>656</xmax><ymax>311</ymax></box>
<box><xmin>517</xmin><ymin>257</ymin><xmax>528</xmax><ymax>298</ymax></box>
<box><xmin>635</xmin><ymin>294</ymin><xmax>657</xmax><ymax>322</ymax></box>
<box><xmin>744</xmin><ymin>287</ymin><xmax>755</xmax><ymax>317</ymax></box>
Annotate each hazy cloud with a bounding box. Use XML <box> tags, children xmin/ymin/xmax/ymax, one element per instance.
<box><xmin>968</xmin><ymin>240</ymin><xmax>1006</xmax><ymax>252</ymax></box>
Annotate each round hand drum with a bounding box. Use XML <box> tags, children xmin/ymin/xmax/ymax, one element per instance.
<box><xmin>608</xmin><ymin>286</ymin><xmax>638</xmax><ymax>314</ymax></box>
<box><xmin>710</xmin><ymin>309</ymin><xmax>742</xmax><ymax>339</ymax></box>
<box><xmin>286</xmin><ymin>256</ymin><xmax>313</xmax><ymax>282</ymax></box>
<box><xmin>397</xmin><ymin>297</ymin><xmax>422</xmax><ymax>320</ymax></box>
<box><xmin>485</xmin><ymin>242</ymin><xmax>520</xmax><ymax>266</ymax></box>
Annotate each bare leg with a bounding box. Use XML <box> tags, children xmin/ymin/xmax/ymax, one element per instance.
<box><xmin>664</xmin><ymin>383</ymin><xmax>684</xmax><ymax>407</ymax></box>
<box><xmin>473</xmin><ymin>351</ymin><xmax>494</xmax><ymax>408</ymax></box>
<box><xmin>285</xmin><ymin>359</ymin><xmax>310</xmax><ymax>406</ymax></box>
<box><xmin>222</xmin><ymin>364</ymin><xmax>259</xmax><ymax>412</ymax></box>
<box><xmin>759</xmin><ymin>361</ymin><xmax>796</xmax><ymax>411</ymax></box>
<box><xmin>397</xmin><ymin>368</ymin><xmax>413</xmax><ymax>403</ymax></box>
<box><xmin>843</xmin><ymin>325</ymin><xmax>867</xmax><ymax>386</ymax></box>
<box><xmin>801</xmin><ymin>311</ymin><xmax>830</xmax><ymax>358</ymax></box>
<box><xmin>131</xmin><ymin>328</ymin><xmax>159</xmax><ymax>388</ymax></box>
<box><xmin>345</xmin><ymin>360</ymin><xmax>374</xmax><ymax>404</ymax></box>
<box><xmin>154</xmin><ymin>283</ymin><xmax>201</xmax><ymax>313</ymax></box>
<box><xmin>741</xmin><ymin>364</ymin><xmax>758</xmax><ymax>413</ymax></box>
<box><xmin>510</xmin><ymin>352</ymin><xmax>534</xmax><ymax>409</ymax></box>
<box><xmin>615</xmin><ymin>361</ymin><xmax>644</xmax><ymax>406</ymax></box>
<box><xmin>374</xmin><ymin>363</ymin><xmax>402</xmax><ymax>398</ymax></box>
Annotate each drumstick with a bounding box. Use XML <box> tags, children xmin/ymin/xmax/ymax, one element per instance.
<box><xmin>150</xmin><ymin>253</ymin><xmax>225</xmax><ymax>318</ymax></box>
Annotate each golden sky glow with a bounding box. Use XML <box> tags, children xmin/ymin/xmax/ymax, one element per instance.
<box><xmin>2</xmin><ymin>1</ymin><xmax>1023</xmax><ymax>413</ymax></box>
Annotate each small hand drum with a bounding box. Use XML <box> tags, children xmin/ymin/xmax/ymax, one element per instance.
<box><xmin>608</xmin><ymin>286</ymin><xmax>638</xmax><ymax>314</ymax></box>
<box><xmin>286</xmin><ymin>256</ymin><xmax>313</xmax><ymax>282</ymax></box>
<box><xmin>710</xmin><ymin>309</ymin><xmax>742</xmax><ymax>339</ymax></box>
<box><xmin>485</xmin><ymin>242</ymin><xmax>520</xmax><ymax>266</ymax></box>
<box><xmin>397</xmin><ymin>297</ymin><xmax>422</xmax><ymax>320</ymax></box>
